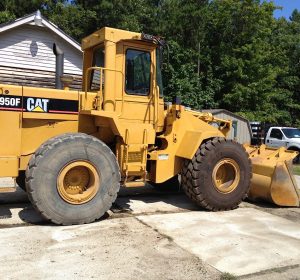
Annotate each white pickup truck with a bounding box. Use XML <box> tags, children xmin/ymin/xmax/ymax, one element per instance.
<box><xmin>265</xmin><ymin>127</ymin><xmax>300</xmax><ymax>163</ymax></box>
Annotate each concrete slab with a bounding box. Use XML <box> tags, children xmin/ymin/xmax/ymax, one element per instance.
<box><xmin>1</xmin><ymin>177</ymin><xmax>300</xmax><ymax>278</ymax></box>
<box><xmin>138</xmin><ymin>208</ymin><xmax>300</xmax><ymax>276</ymax></box>
<box><xmin>0</xmin><ymin>217</ymin><xmax>219</xmax><ymax>280</ymax></box>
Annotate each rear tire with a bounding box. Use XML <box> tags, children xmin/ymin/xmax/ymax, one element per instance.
<box><xmin>181</xmin><ymin>138</ymin><xmax>251</xmax><ymax>210</ymax></box>
<box><xmin>26</xmin><ymin>133</ymin><xmax>121</xmax><ymax>225</ymax></box>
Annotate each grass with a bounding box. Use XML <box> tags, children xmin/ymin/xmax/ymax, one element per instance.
<box><xmin>293</xmin><ymin>165</ymin><xmax>300</xmax><ymax>176</ymax></box>
<box><xmin>220</xmin><ymin>272</ymin><xmax>237</xmax><ymax>280</ymax></box>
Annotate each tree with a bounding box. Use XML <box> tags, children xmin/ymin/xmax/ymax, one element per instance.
<box><xmin>1</xmin><ymin>0</ymin><xmax>300</xmax><ymax>125</ymax></box>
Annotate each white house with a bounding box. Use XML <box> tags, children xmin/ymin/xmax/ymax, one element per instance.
<box><xmin>0</xmin><ymin>11</ymin><xmax>83</xmax><ymax>90</ymax></box>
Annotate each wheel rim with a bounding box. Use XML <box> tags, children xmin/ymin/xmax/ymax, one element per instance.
<box><xmin>212</xmin><ymin>158</ymin><xmax>240</xmax><ymax>194</ymax></box>
<box><xmin>57</xmin><ymin>161</ymin><xmax>100</xmax><ymax>205</ymax></box>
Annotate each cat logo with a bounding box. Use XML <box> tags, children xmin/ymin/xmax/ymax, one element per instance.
<box><xmin>27</xmin><ymin>98</ymin><xmax>49</xmax><ymax>113</ymax></box>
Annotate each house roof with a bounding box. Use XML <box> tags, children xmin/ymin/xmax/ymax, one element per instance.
<box><xmin>202</xmin><ymin>108</ymin><xmax>252</xmax><ymax>136</ymax></box>
<box><xmin>0</xmin><ymin>11</ymin><xmax>82</xmax><ymax>52</ymax></box>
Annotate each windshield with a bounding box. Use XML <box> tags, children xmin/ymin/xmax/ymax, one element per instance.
<box><xmin>282</xmin><ymin>128</ymin><xmax>300</xmax><ymax>139</ymax></box>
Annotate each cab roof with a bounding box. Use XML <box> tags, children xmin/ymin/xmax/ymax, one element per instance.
<box><xmin>81</xmin><ymin>27</ymin><xmax>141</xmax><ymax>50</ymax></box>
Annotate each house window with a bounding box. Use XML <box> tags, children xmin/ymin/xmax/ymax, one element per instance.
<box><xmin>232</xmin><ymin>120</ymin><xmax>238</xmax><ymax>140</ymax></box>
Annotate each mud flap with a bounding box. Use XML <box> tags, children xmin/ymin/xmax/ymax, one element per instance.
<box><xmin>244</xmin><ymin>144</ymin><xmax>300</xmax><ymax>207</ymax></box>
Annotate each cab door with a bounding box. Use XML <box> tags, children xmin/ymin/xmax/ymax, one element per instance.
<box><xmin>119</xmin><ymin>42</ymin><xmax>155</xmax><ymax>125</ymax></box>
<box><xmin>267</xmin><ymin>128</ymin><xmax>285</xmax><ymax>148</ymax></box>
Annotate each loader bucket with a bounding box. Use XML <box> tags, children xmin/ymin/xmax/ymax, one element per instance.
<box><xmin>244</xmin><ymin>144</ymin><xmax>300</xmax><ymax>207</ymax></box>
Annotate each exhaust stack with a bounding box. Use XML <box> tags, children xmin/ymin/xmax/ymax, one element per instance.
<box><xmin>53</xmin><ymin>43</ymin><xmax>64</xmax><ymax>89</ymax></box>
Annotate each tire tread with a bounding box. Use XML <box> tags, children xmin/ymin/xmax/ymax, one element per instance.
<box><xmin>26</xmin><ymin>133</ymin><xmax>120</xmax><ymax>225</ymax></box>
<box><xmin>181</xmin><ymin>137</ymin><xmax>251</xmax><ymax>211</ymax></box>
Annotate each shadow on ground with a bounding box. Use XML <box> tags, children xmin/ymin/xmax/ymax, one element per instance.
<box><xmin>113</xmin><ymin>179</ymin><xmax>202</xmax><ymax>214</ymax></box>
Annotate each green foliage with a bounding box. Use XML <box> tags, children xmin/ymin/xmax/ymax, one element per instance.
<box><xmin>293</xmin><ymin>165</ymin><xmax>300</xmax><ymax>176</ymax></box>
<box><xmin>44</xmin><ymin>3</ymin><xmax>97</xmax><ymax>40</ymax></box>
<box><xmin>220</xmin><ymin>272</ymin><xmax>237</xmax><ymax>280</ymax></box>
<box><xmin>1</xmin><ymin>0</ymin><xmax>300</xmax><ymax>125</ymax></box>
<box><xmin>0</xmin><ymin>10</ymin><xmax>16</xmax><ymax>24</ymax></box>
<box><xmin>162</xmin><ymin>40</ymin><xmax>217</xmax><ymax>109</ymax></box>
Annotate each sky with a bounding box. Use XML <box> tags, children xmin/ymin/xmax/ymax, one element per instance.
<box><xmin>265</xmin><ymin>0</ymin><xmax>300</xmax><ymax>19</ymax></box>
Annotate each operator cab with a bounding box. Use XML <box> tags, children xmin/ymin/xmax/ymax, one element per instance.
<box><xmin>81</xmin><ymin>27</ymin><xmax>165</xmax><ymax>131</ymax></box>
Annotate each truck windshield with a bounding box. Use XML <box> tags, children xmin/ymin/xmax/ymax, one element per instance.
<box><xmin>282</xmin><ymin>128</ymin><xmax>300</xmax><ymax>139</ymax></box>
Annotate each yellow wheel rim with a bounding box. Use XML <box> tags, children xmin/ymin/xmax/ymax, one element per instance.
<box><xmin>57</xmin><ymin>161</ymin><xmax>100</xmax><ymax>205</ymax></box>
<box><xmin>212</xmin><ymin>158</ymin><xmax>240</xmax><ymax>194</ymax></box>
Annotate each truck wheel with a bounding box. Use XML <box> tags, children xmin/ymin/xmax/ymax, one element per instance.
<box><xmin>181</xmin><ymin>138</ymin><xmax>251</xmax><ymax>211</ymax></box>
<box><xmin>16</xmin><ymin>171</ymin><xmax>26</xmax><ymax>191</ymax></box>
<box><xmin>26</xmin><ymin>133</ymin><xmax>121</xmax><ymax>225</ymax></box>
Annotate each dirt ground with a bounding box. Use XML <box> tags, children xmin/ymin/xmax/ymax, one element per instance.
<box><xmin>0</xmin><ymin>180</ymin><xmax>300</xmax><ymax>280</ymax></box>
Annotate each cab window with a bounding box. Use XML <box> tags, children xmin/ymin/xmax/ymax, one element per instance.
<box><xmin>90</xmin><ymin>46</ymin><xmax>105</xmax><ymax>91</ymax></box>
<box><xmin>270</xmin><ymin>129</ymin><xmax>283</xmax><ymax>140</ymax></box>
<box><xmin>125</xmin><ymin>49</ymin><xmax>151</xmax><ymax>95</ymax></box>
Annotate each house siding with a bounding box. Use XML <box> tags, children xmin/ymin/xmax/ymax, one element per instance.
<box><xmin>0</xmin><ymin>23</ymin><xmax>82</xmax><ymax>90</ymax></box>
<box><xmin>0</xmin><ymin>24</ymin><xmax>82</xmax><ymax>74</ymax></box>
<box><xmin>0</xmin><ymin>65</ymin><xmax>82</xmax><ymax>90</ymax></box>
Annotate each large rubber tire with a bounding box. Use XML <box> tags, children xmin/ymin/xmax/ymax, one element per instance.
<box><xmin>26</xmin><ymin>133</ymin><xmax>121</xmax><ymax>225</ymax></box>
<box><xmin>181</xmin><ymin>138</ymin><xmax>251</xmax><ymax>211</ymax></box>
<box><xmin>16</xmin><ymin>171</ymin><xmax>26</xmax><ymax>191</ymax></box>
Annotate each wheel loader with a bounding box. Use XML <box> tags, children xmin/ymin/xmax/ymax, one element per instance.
<box><xmin>0</xmin><ymin>27</ymin><xmax>299</xmax><ymax>225</ymax></box>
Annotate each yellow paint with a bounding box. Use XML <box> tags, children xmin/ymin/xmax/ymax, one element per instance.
<box><xmin>57</xmin><ymin>160</ymin><xmax>100</xmax><ymax>204</ymax></box>
<box><xmin>212</xmin><ymin>158</ymin><xmax>240</xmax><ymax>194</ymax></box>
<box><xmin>245</xmin><ymin>145</ymin><xmax>300</xmax><ymax>207</ymax></box>
<box><xmin>32</xmin><ymin>106</ymin><xmax>44</xmax><ymax>112</ymax></box>
<box><xmin>0</xmin><ymin>157</ymin><xmax>18</xmax><ymax>177</ymax></box>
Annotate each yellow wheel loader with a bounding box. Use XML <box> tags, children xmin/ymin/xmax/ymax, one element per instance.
<box><xmin>0</xmin><ymin>27</ymin><xmax>299</xmax><ymax>225</ymax></box>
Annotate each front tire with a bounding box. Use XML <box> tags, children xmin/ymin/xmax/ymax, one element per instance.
<box><xmin>26</xmin><ymin>133</ymin><xmax>121</xmax><ymax>225</ymax></box>
<box><xmin>181</xmin><ymin>138</ymin><xmax>251</xmax><ymax>211</ymax></box>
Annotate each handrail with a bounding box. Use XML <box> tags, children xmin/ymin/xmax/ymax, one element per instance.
<box><xmin>84</xmin><ymin>66</ymin><xmax>124</xmax><ymax>114</ymax></box>
<box><xmin>155</xmin><ymin>86</ymin><xmax>159</xmax><ymax>127</ymax></box>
